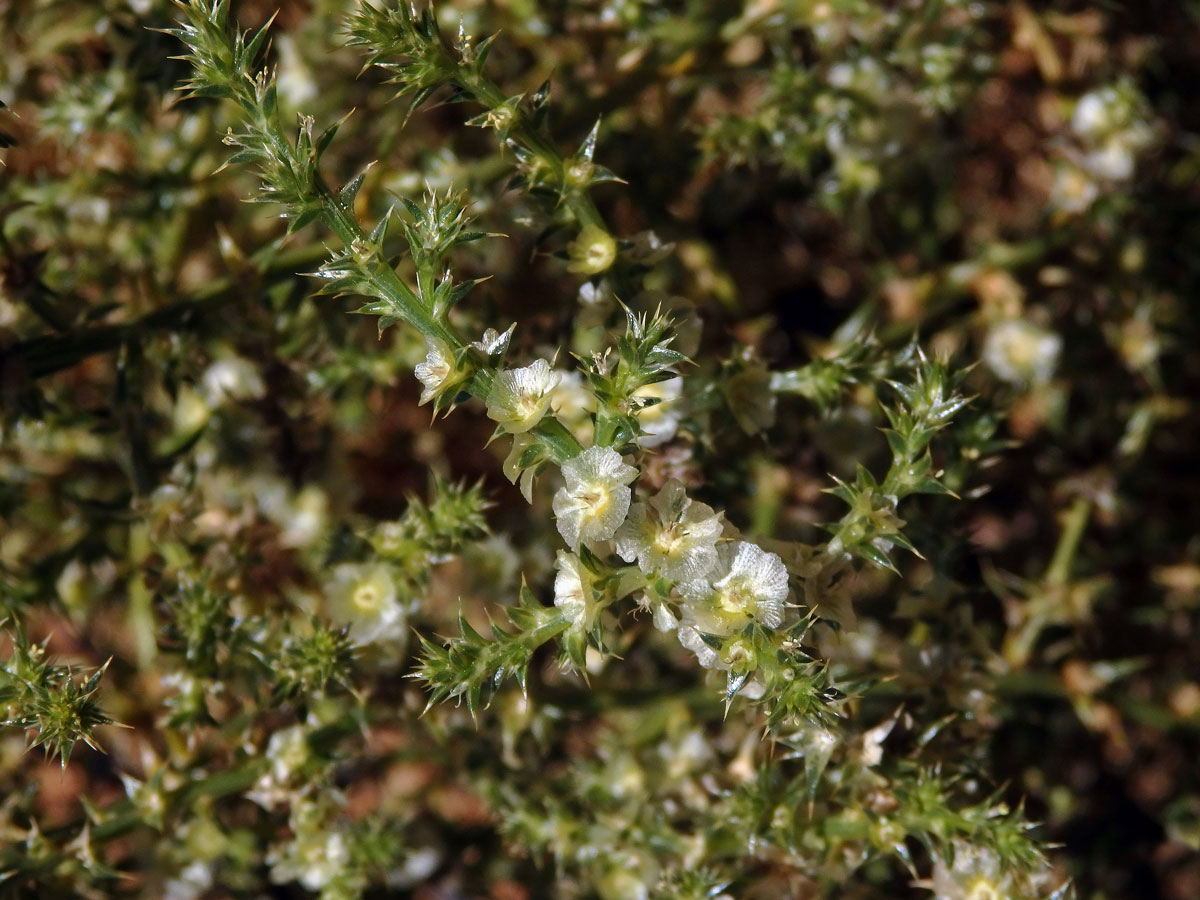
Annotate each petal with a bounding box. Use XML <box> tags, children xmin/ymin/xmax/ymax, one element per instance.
<box><xmin>613</xmin><ymin>504</ymin><xmax>648</xmax><ymax>563</ymax></box>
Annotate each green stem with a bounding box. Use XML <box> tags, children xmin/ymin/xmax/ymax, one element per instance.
<box><xmin>441</xmin><ymin>50</ymin><xmax>632</xmax><ymax>291</ymax></box>
<box><xmin>312</xmin><ymin>177</ymin><xmax>460</xmax><ymax>349</ymax></box>
<box><xmin>1046</xmin><ymin>496</ymin><xmax>1091</xmax><ymax>587</ymax></box>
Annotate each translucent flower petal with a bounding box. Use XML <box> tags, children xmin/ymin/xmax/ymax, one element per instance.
<box><xmin>614</xmin><ymin>479</ymin><xmax>722</xmax><ymax>582</ymax></box>
<box><xmin>414</xmin><ymin>337</ymin><xmax>457</xmax><ymax>406</ymax></box>
<box><xmin>552</xmin><ymin>446</ymin><xmax>638</xmax><ymax>549</ymax></box>
<box><xmin>486</xmin><ymin>358</ymin><xmax>560</xmax><ymax>433</ymax></box>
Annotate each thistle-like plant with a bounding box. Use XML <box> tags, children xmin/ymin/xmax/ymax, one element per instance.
<box><xmin>167</xmin><ymin>0</ymin><xmax>983</xmax><ymax>729</ymax></box>
<box><xmin>1</xmin><ymin>626</ymin><xmax>115</xmax><ymax>768</ymax></box>
<box><xmin>4</xmin><ymin>1</ymin><xmax>1195</xmax><ymax>898</ymax></box>
<box><xmin>158</xmin><ymin>3</ymin><xmax>1061</xmax><ymax>897</ymax></box>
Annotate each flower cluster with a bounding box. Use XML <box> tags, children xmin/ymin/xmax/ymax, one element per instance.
<box><xmin>674</xmin><ymin>542</ymin><xmax>790</xmax><ymax>671</ymax></box>
<box><xmin>1051</xmin><ymin>80</ymin><xmax>1157</xmax><ymax>215</ymax></box>
<box><xmin>553</xmin><ymin>465</ymin><xmax>790</xmax><ymax>675</ymax></box>
<box><xmin>3</xmin><ymin>4</ymin><xmax>1078</xmax><ymax>898</ymax></box>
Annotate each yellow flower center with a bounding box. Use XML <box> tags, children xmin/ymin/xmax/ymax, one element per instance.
<box><xmin>517</xmin><ymin>389</ymin><xmax>541</xmax><ymax>417</ymax></box>
<box><xmin>964</xmin><ymin>877</ymin><xmax>1003</xmax><ymax>900</ymax></box>
<box><xmin>352</xmin><ymin>582</ymin><xmax>382</xmax><ymax>615</ymax></box>
<box><xmin>653</xmin><ymin>523</ymin><xmax>683</xmax><ymax>555</ymax></box>
<box><xmin>716</xmin><ymin>580</ymin><xmax>756</xmax><ymax>618</ymax></box>
<box><xmin>580</xmin><ymin>489</ymin><xmax>611</xmax><ymax>520</ymax></box>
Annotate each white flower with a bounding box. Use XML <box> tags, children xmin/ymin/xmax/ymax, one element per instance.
<box><xmin>202</xmin><ymin>354</ymin><xmax>265</xmax><ymax>405</ymax></box>
<box><xmin>550</xmin><ymin>370</ymin><xmax>596</xmax><ymax>444</ymax></box>
<box><xmin>551</xmin><ymin>370</ymin><xmax>596</xmax><ymax>422</ymax></box>
<box><xmin>270</xmin><ymin>828</ymin><xmax>351</xmax><ymax>892</ymax></box>
<box><xmin>414</xmin><ymin>337</ymin><xmax>461</xmax><ymax>405</ymax></box>
<box><xmin>1084</xmin><ymin>139</ymin><xmax>1136</xmax><ymax>181</ymax></box>
<box><xmin>677</xmin><ymin>624</ymin><xmax>721</xmax><ymax>669</ymax></box>
<box><xmin>615</xmin><ymin>479</ymin><xmax>722</xmax><ymax>582</ymax></box>
<box><xmin>983</xmin><ymin>319</ymin><xmax>1062</xmax><ymax>385</ymax></box>
<box><xmin>633</xmin><ymin>376</ymin><xmax>683</xmax><ymax>447</ymax></box>
<box><xmin>635</xmin><ymin>593</ymin><xmax>679</xmax><ymax>632</ymax></box>
<box><xmin>164</xmin><ymin>860</ymin><xmax>213</xmax><ymax>900</ymax></box>
<box><xmin>552</xmin><ymin>445</ymin><xmax>638</xmax><ymax>549</ymax></box>
<box><xmin>486</xmin><ymin>358</ymin><xmax>560</xmax><ymax>433</ymax></box>
<box><xmin>266</xmin><ymin>725</ymin><xmax>310</xmax><ymax>785</ymax></box>
<box><xmin>553</xmin><ymin>551</ymin><xmax>597</xmax><ymax>631</ymax></box>
<box><xmin>324</xmin><ymin>563</ymin><xmax>406</xmax><ymax>649</ymax></box>
<box><xmin>247</xmin><ymin>725</ymin><xmax>311</xmax><ymax>809</ymax></box>
<box><xmin>567</xmin><ymin>224</ymin><xmax>617</xmax><ymax>274</ymax></box>
<box><xmin>929</xmin><ymin>841</ymin><xmax>1012</xmax><ymax>900</ymax></box>
<box><xmin>577</xmin><ymin>281</ymin><xmax>604</xmax><ymax>305</ymax></box>
<box><xmin>278</xmin><ymin>485</ymin><xmax>328</xmax><ymax>549</ymax></box>
<box><xmin>1072</xmin><ymin>87</ymin><xmax>1119</xmax><ymax>139</ymax></box>
<box><xmin>268</xmin><ymin>797</ymin><xmax>361</xmax><ymax>893</ymax></box>
<box><xmin>1048</xmin><ymin>162</ymin><xmax>1099</xmax><ymax>215</ymax></box>
<box><xmin>274</xmin><ymin>35</ymin><xmax>317</xmax><ymax>109</ymax></box>
<box><xmin>392</xmin><ymin>846</ymin><xmax>442</xmax><ymax>888</ymax></box>
<box><xmin>1069</xmin><ymin>86</ymin><xmax>1152</xmax><ymax>186</ymax></box>
<box><xmin>470</xmin><ymin>324</ymin><xmax>514</xmax><ymax>357</ymax></box>
<box><xmin>679</xmin><ymin>541</ymin><xmax>789</xmax><ymax>634</ymax></box>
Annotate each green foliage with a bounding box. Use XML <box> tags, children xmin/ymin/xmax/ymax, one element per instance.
<box><xmin>2</xmin><ymin>0</ymin><xmax>1197</xmax><ymax>897</ymax></box>
<box><xmin>413</xmin><ymin>581</ymin><xmax>568</xmax><ymax>716</ymax></box>
<box><xmin>1</xmin><ymin>627</ymin><xmax>115</xmax><ymax>768</ymax></box>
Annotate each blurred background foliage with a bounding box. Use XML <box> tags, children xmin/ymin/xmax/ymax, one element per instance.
<box><xmin>1</xmin><ymin>0</ymin><xmax>1199</xmax><ymax>897</ymax></box>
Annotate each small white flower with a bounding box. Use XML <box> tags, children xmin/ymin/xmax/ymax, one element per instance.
<box><xmin>392</xmin><ymin>846</ymin><xmax>442</xmax><ymax>888</ymax></box>
<box><xmin>679</xmin><ymin>541</ymin><xmax>789</xmax><ymax>633</ymax></box>
<box><xmin>470</xmin><ymin>324</ymin><xmax>514</xmax><ymax>357</ymax></box>
<box><xmin>274</xmin><ymin>35</ymin><xmax>317</xmax><ymax>109</ymax></box>
<box><xmin>633</xmin><ymin>376</ymin><xmax>683</xmax><ymax>447</ymax></box>
<box><xmin>615</xmin><ymin>479</ymin><xmax>722</xmax><ymax>582</ymax></box>
<box><xmin>1072</xmin><ymin>88</ymin><xmax>1118</xmax><ymax>139</ymax></box>
<box><xmin>929</xmin><ymin>841</ymin><xmax>1012</xmax><ymax>900</ymax></box>
<box><xmin>202</xmin><ymin>354</ymin><xmax>265</xmax><ymax>405</ymax></box>
<box><xmin>1083</xmin><ymin>139</ymin><xmax>1135</xmax><ymax>181</ymax></box>
<box><xmin>164</xmin><ymin>860</ymin><xmax>213</xmax><ymax>900</ymax></box>
<box><xmin>550</xmin><ymin>370</ymin><xmax>596</xmax><ymax>444</ymax></box>
<box><xmin>552</xmin><ymin>445</ymin><xmax>638</xmax><ymax>549</ymax></box>
<box><xmin>268</xmin><ymin>798</ymin><xmax>360</xmax><ymax>893</ymax></box>
<box><xmin>486</xmin><ymin>358</ymin><xmax>560</xmax><ymax>433</ymax></box>
<box><xmin>278</xmin><ymin>485</ymin><xmax>328</xmax><ymax>549</ymax></box>
<box><xmin>266</xmin><ymin>725</ymin><xmax>310</xmax><ymax>785</ymax></box>
<box><xmin>1048</xmin><ymin>162</ymin><xmax>1099</xmax><ymax>215</ymax></box>
<box><xmin>551</xmin><ymin>370</ymin><xmax>596</xmax><ymax>423</ymax></box>
<box><xmin>567</xmin><ymin>224</ymin><xmax>617</xmax><ymax>274</ymax></box>
<box><xmin>247</xmin><ymin>725</ymin><xmax>311</xmax><ymax>809</ymax></box>
<box><xmin>553</xmin><ymin>551</ymin><xmax>597</xmax><ymax>631</ymax></box>
<box><xmin>414</xmin><ymin>337</ymin><xmax>461</xmax><ymax>405</ymax></box>
<box><xmin>324</xmin><ymin>563</ymin><xmax>406</xmax><ymax>649</ymax></box>
<box><xmin>306</xmin><ymin>833</ymin><xmax>350</xmax><ymax>891</ymax></box>
<box><xmin>577</xmin><ymin>281</ymin><xmax>604</xmax><ymax>305</ymax></box>
<box><xmin>983</xmin><ymin>319</ymin><xmax>1062</xmax><ymax>385</ymax></box>
<box><xmin>270</xmin><ymin>829</ymin><xmax>351</xmax><ymax>892</ymax></box>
